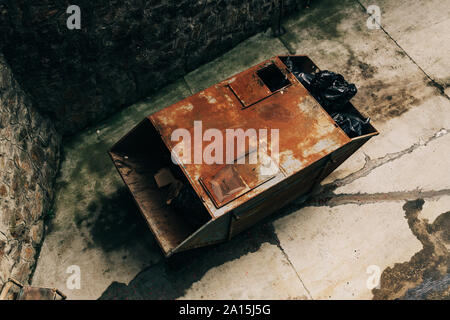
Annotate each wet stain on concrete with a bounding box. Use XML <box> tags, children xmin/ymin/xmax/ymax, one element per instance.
<box><xmin>354</xmin><ymin>79</ymin><xmax>426</xmax><ymax>122</ymax></box>
<box><xmin>336</xmin><ymin>43</ymin><xmax>431</xmax><ymax>123</ymax></box>
<box><xmin>372</xmin><ymin>199</ymin><xmax>450</xmax><ymax>300</ymax></box>
<box><xmin>429</xmin><ymin>211</ymin><xmax>450</xmax><ymax>245</ymax></box>
<box><xmin>403</xmin><ymin>274</ymin><xmax>450</xmax><ymax>300</ymax></box>
<box><xmin>282</xmin><ymin>5</ymin><xmax>434</xmax><ymax>125</ymax></box>
<box><xmin>281</xmin><ymin>0</ymin><xmax>353</xmax><ymax>43</ymax></box>
<box><xmin>343</xmin><ymin>45</ymin><xmax>378</xmax><ymax>80</ymax></box>
<box><xmin>68</xmin><ymin>140</ymin><xmax>113</xmax><ymax>181</ymax></box>
<box><xmin>303</xmin><ymin>0</ymin><xmax>350</xmax><ymax>40</ymax></box>
<box><xmin>355</xmin><ymin>60</ymin><xmax>378</xmax><ymax>80</ymax></box>
<box><xmin>428</xmin><ymin>76</ymin><xmax>450</xmax><ymax>99</ymax></box>
<box><xmin>75</xmin><ymin>187</ymin><xmax>155</xmax><ymax>252</ymax></box>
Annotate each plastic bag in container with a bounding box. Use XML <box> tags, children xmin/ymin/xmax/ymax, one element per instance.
<box><xmin>297</xmin><ymin>70</ymin><xmax>357</xmax><ymax>111</ymax></box>
<box><xmin>332</xmin><ymin>112</ymin><xmax>371</xmax><ymax>138</ymax></box>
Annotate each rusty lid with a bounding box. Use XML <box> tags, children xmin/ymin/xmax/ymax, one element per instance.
<box><xmin>150</xmin><ymin>56</ymin><xmax>350</xmax><ymax>218</ymax></box>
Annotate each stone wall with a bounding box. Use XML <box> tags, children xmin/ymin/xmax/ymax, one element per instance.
<box><xmin>0</xmin><ymin>54</ymin><xmax>60</xmax><ymax>295</ymax></box>
<box><xmin>0</xmin><ymin>0</ymin><xmax>303</xmax><ymax>136</ymax></box>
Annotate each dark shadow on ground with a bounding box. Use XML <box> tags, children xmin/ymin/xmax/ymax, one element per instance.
<box><xmin>89</xmin><ymin>187</ymin><xmax>157</xmax><ymax>252</ymax></box>
<box><xmin>98</xmin><ymin>195</ymin><xmax>310</xmax><ymax>300</ymax></box>
<box><xmin>74</xmin><ymin>186</ymin><xmax>158</xmax><ymax>252</ymax></box>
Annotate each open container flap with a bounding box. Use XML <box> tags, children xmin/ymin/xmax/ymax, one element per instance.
<box><xmin>108</xmin><ymin>118</ymin><xmax>212</xmax><ymax>256</ymax></box>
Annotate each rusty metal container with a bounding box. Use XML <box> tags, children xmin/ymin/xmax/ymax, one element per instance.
<box><xmin>109</xmin><ymin>55</ymin><xmax>378</xmax><ymax>257</ymax></box>
<box><xmin>0</xmin><ymin>278</ymin><xmax>66</xmax><ymax>300</ymax></box>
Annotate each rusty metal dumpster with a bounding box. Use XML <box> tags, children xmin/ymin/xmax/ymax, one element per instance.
<box><xmin>109</xmin><ymin>55</ymin><xmax>378</xmax><ymax>257</ymax></box>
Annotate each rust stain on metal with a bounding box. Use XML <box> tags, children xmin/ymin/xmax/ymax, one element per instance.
<box><xmin>149</xmin><ymin>56</ymin><xmax>351</xmax><ymax>217</ymax></box>
<box><xmin>17</xmin><ymin>287</ymin><xmax>66</xmax><ymax>300</ymax></box>
<box><xmin>0</xmin><ymin>278</ymin><xmax>66</xmax><ymax>300</ymax></box>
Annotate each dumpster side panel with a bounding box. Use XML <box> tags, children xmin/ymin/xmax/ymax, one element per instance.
<box><xmin>320</xmin><ymin>133</ymin><xmax>377</xmax><ymax>181</ymax></box>
<box><xmin>229</xmin><ymin>156</ymin><xmax>329</xmax><ymax>238</ymax></box>
<box><xmin>172</xmin><ymin>213</ymin><xmax>231</xmax><ymax>254</ymax></box>
<box><xmin>17</xmin><ymin>287</ymin><xmax>58</xmax><ymax>300</ymax></box>
<box><xmin>109</xmin><ymin>119</ymin><xmax>202</xmax><ymax>255</ymax></box>
<box><xmin>227</xmin><ymin>133</ymin><xmax>377</xmax><ymax>238</ymax></box>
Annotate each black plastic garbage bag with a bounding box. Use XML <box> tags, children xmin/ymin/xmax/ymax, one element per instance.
<box><xmin>284</xmin><ymin>57</ymin><xmax>304</xmax><ymax>80</ymax></box>
<box><xmin>311</xmin><ymin>71</ymin><xmax>357</xmax><ymax>109</ymax></box>
<box><xmin>296</xmin><ymin>72</ymin><xmax>315</xmax><ymax>87</ymax></box>
<box><xmin>297</xmin><ymin>70</ymin><xmax>357</xmax><ymax>111</ymax></box>
<box><xmin>283</xmin><ymin>57</ymin><xmax>370</xmax><ymax>137</ymax></box>
<box><xmin>331</xmin><ymin>112</ymin><xmax>371</xmax><ymax>138</ymax></box>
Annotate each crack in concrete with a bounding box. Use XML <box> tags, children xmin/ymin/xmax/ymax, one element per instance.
<box><xmin>355</xmin><ymin>0</ymin><xmax>450</xmax><ymax>100</ymax></box>
<box><xmin>273</xmin><ymin>233</ymin><xmax>313</xmax><ymax>300</ymax></box>
<box><xmin>309</xmin><ymin>188</ymin><xmax>450</xmax><ymax>207</ymax></box>
<box><xmin>270</xmin><ymin>128</ymin><xmax>450</xmax><ymax>211</ymax></box>
<box><xmin>182</xmin><ymin>76</ymin><xmax>194</xmax><ymax>95</ymax></box>
<box><xmin>316</xmin><ymin>128</ymin><xmax>449</xmax><ymax>198</ymax></box>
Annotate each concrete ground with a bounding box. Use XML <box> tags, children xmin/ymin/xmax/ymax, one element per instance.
<box><xmin>32</xmin><ymin>0</ymin><xmax>450</xmax><ymax>300</ymax></box>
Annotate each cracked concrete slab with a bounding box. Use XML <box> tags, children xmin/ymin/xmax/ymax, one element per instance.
<box><xmin>317</xmin><ymin>94</ymin><xmax>449</xmax><ymax>191</ymax></box>
<box><xmin>335</xmin><ymin>132</ymin><xmax>450</xmax><ymax>195</ymax></box>
<box><xmin>179</xmin><ymin>243</ymin><xmax>310</xmax><ymax>300</ymax></box>
<box><xmin>359</xmin><ymin>0</ymin><xmax>450</xmax><ymax>95</ymax></box>
<box><xmin>273</xmin><ymin>202</ymin><xmax>423</xmax><ymax>299</ymax></box>
<box><xmin>274</xmin><ymin>0</ymin><xmax>449</xmax><ymax>299</ymax></box>
<box><xmin>358</xmin><ymin>95</ymin><xmax>450</xmax><ymax>160</ymax></box>
<box><xmin>321</xmin><ymin>149</ymin><xmax>367</xmax><ymax>185</ymax></box>
<box><xmin>281</xmin><ymin>0</ymin><xmax>439</xmax><ymax>124</ymax></box>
